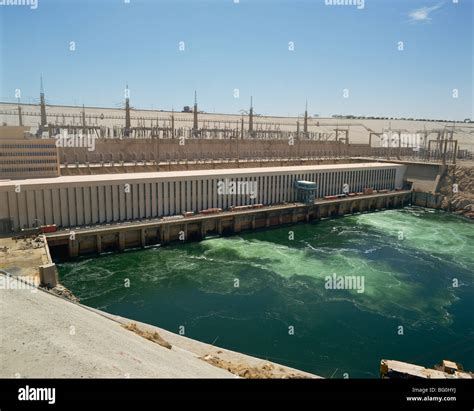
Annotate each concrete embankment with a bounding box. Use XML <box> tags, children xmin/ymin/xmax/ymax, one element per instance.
<box><xmin>411</xmin><ymin>164</ymin><xmax>474</xmax><ymax>219</ymax></box>
<box><xmin>0</xmin><ymin>274</ymin><xmax>319</xmax><ymax>379</ymax></box>
<box><xmin>353</xmin><ymin>159</ymin><xmax>474</xmax><ymax>219</ymax></box>
<box><xmin>45</xmin><ymin>191</ymin><xmax>412</xmax><ymax>258</ymax></box>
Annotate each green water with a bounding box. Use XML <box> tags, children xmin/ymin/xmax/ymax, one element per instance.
<box><xmin>57</xmin><ymin>207</ymin><xmax>474</xmax><ymax>378</ymax></box>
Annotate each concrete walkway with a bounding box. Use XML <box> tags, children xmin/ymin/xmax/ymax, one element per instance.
<box><xmin>0</xmin><ymin>275</ymin><xmax>318</xmax><ymax>378</ymax></box>
<box><xmin>0</xmin><ymin>277</ymin><xmax>235</xmax><ymax>378</ymax></box>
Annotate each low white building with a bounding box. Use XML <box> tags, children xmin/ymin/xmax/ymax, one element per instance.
<box><xmin>0</xmin><ymin>163</ymin><xmax>406</xmax><ymax>232</ymax></box>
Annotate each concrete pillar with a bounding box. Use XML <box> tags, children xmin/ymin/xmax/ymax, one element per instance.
<box><xmin>96</xmin><ymin>235</ymin><xmax>102</xmax><ymax>253</ymax></box>
<box><xmin>39</xmin><ymin>263</ymin><xmax>58</xmax><ymax>288</ymax></box>
<box><xmin>141</xmin><ymin>229</ymin><xmax>146</xmax><ymax>247</ymax></box>
<box><xmin>233</xmin><ymin>217</ymin><xmax>241</xmax><ymax>233</ymax></box>
<box><xmin>118</xmin><ymin>231</ymin><xmax>125</xmax><ymax>251</ymax></box>
<box><xmin>394</xmin><ymin>195</ymin><xmax>400</xmax><ymax>208</ymax></box>
<box><xmin>292</xmin><ymin>210</ymin><xmax>298</xmax><ymax>223</ymax></box>
<box><xmin>405</xmin><ymin>193</ymin><xmax>411</xmax><ymax>207</ymax></box>
<box><xmin>251</xmin><ymin>215</ymin><xmax>256</xmax><ymax>229</ymax></box>
<box><xmin>160</xmin><ymin>226</ymin><xmax>170</xmax><ymax>244</ymax></box>
<box><xmin>319</xmin><ymin>206</ymin><xmax>325</xmax><ymax>218</ymax></box>
<box><xmin>68</xmin><ymin>239</ymin><xmax>79</xmax><ymax>258</ymax></box>
<box><xmin>338</xmin><ymin>204</ymin><xmax>345</xmax><ymax>216</ymax></box>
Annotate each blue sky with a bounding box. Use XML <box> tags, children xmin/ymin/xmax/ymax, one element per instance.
<box><xmin>0</xmin><ymin>0</ymin><xmax>472</xmax><ymax>120</ymax></box>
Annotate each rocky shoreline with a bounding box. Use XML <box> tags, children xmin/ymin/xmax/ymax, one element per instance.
<box><xmin>50</xmin><ymin>283</ymin><xmax>81</xmax><ymax>303</ymax></box>
<box><xmin>438</xmin><ymin>165</ymin><xmax>474</xmax><ymax>219</ymax></box>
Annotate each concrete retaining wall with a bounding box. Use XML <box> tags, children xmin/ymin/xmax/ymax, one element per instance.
<box><xmin>0</xmin><ymin>163</ymin><xmax>406</xmax><ymax>232</ymax></box>
<box><xmin>59</xmin><ymin>139</ymin><xmax>415</xmax><ymax>164</ymax></box>
<box><xmin>45</xmin><ymin>191</ymin><xmax>413</xmax><ymax>258</ymax></box>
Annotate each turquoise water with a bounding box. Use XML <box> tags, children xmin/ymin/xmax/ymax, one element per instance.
<box><xmin>58</xmin><ymin>207</ymin><xmax>474</xmax><ymax>378</ymax></box>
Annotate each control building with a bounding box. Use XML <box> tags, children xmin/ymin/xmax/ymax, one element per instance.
<box><xmin>0</xmin><ymin>126</ymin><xmax>60</xmax><ymax>180</ymax></box>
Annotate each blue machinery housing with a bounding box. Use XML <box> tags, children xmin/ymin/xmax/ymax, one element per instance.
<box><xmin>294</xmin><ymin>180</ymin><xmax>318</xmax><ymax>203</ymax></box>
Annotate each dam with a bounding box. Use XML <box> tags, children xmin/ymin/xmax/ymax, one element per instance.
<box><xmin>0</xmin><ymin>125</ymin><xmax>470</xmax><ymax>381</ymax></box>
<box><xmin>2</xmin><ymin>0</ymin><xmax>473</xmax><ymax>392</ymax></box>
<box><xmin>44</xmin><ymin>189</ymin><xmax>412</xmax><ymax>258</ymax></box>
<box><xmin>0</xmin><ymin>162</ymin><xmax>406</xmax><ymax>232</ymax></box>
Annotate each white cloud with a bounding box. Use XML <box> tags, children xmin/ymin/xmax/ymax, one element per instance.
<box><xmin>408</xmin><ymin>3</ymin><xmax>443</xmax><ymax>23</ymax></box>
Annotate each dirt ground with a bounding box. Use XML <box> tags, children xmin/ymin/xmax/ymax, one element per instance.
<box><xmin>200</xmin><ymin>354</ymin><xmax>313</xmax><ymax>379</ymax></box>
<box><xmin>0</xmin><ymin>236</ymin><xmax>47</xmax><ymax>285</ymax></box>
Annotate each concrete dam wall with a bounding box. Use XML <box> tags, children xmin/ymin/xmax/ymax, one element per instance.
<box><xmin>0</xmin><ymin>163</ymin><xmax>406</xmax><ymax>232</ymax></box>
